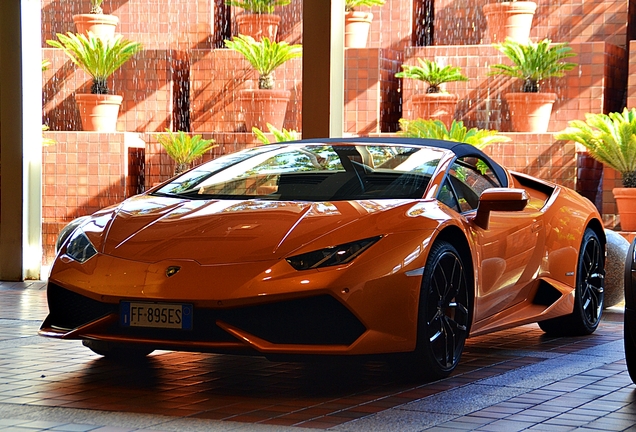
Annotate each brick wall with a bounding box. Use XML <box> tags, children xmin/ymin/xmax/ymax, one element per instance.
<box><xmin>486</xmin><ymin>136</ymin><xmax>577</xmax><ymax>190</ymax></box>
<box><xmin>344</xmin><ymin>48</ymin><xmax>403</xmax><ymax>135</ymax></box>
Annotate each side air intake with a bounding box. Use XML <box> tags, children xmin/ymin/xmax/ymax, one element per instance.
<box><xmin>533</xmin><ymin>281</ymin><xmax>563</xmax><ymax>306</ymax></box>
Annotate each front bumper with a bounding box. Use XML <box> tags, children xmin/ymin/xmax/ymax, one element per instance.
<box><xmin>40</xmin><ymin>241</ymin><xmax>425</xmax><ymax>356</ymax></box>
<box><xmin>40</xmin><ymin>283</ymin><xmax>367</xmax><ymax>354</ymax></box>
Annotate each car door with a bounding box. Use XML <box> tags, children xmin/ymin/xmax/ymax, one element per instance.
<box><xmin>437</xmin><ymin>156</ymin><xmax>546</xmax><ymax>321</ymax></box>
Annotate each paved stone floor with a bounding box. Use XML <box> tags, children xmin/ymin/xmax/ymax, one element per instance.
<box><xmin>0</xmin><ymin>280</ymin><xmax>634</xmax><ymax>431</ymax></box>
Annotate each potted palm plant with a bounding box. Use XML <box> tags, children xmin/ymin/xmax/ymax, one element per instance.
<box><xmin>157</xmin><ymin>129</ymin><xmax>218</xmax><ymax>176</ymax></box>
<box><xmin>345</xmin><ymin>0</ymin><xmax>385</xmax><ymax>48</ymax></box>
<box><xmin>47</xmin><ymin>32</ymin><xmax>142</xmax><ymax>131</ymax></box>
<box><xmin>225</xmin><ymin>0</ymin><xmax>291</xmax><ymax>41</ymax></box>
<box><xmin>488</xmin><ymin>38</ymin><xmax>577</xmax><ymax>133</ymax></box>
<box><xmin>395</xmin><ymin>59</ymin><xmax>469</xmax><ymax>127</ymax></box>
<box><xmin>397</xmin><ymin>118</ymin><xmax>511</xmax><ymax>150</ymax></box>
<box><xmin>224</xmin><ymin>34</ymin><xmax>302</xmax><ymax>131</ymax></box>
<box><xmin>482</xmin><ymin>0</ymin><xmax>537</xmax><ymax>44</ymax></box>
<box><xmin>73</xmin><ymin>0</ymin><xmax>119</xmax><ymax>40</ymax></box>
<box><xmin>253</xmin><ymin>123</ymin><xmax>300</xmax><ymax>144</ymax></box>
<box><xmin>398</xmin><ymin>119</ymin><xmax>511</xmax><ymax>181</ymax></box>
<box><xmin>556</xmin><ymin>109</ymin><xmax>636</xmax><ymax>230</ymax></box>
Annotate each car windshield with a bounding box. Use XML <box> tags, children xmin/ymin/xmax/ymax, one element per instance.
<box><xmin>153</xmin><ymin>143</ymin><xmax>445</xmax><ymax>201</ymax></box>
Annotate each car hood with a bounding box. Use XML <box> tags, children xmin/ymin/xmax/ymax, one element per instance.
<box><xmin>92</xmin><ymin>195</ymin><xmax>441</xmax><ymax>265</ymax></box>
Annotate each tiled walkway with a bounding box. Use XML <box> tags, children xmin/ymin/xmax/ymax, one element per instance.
<box><xmin>0</xmin><ymin>280</ymin><xmax>634</xmax><ymax>431</ymax></box>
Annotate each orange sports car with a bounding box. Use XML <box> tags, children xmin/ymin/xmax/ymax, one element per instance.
<box><xmin>40</xmin><ymin>137</ymin><xmax>605</xmax><ymax>379</ymax></box>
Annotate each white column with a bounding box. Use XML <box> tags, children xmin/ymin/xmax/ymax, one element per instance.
<box><xmin>302</xmin><ymin>0</ymin><xmax>345</xmax><ymax>138</ymax></box>
<box><xmin>0</xmin><ymin>0</ymin><xmax>43</xmax><ymax>280</ymax></box>
<box><xmin>329</xmin><ymin>0</ymin><xmax>345</xmax><ymax>138</ymax></box>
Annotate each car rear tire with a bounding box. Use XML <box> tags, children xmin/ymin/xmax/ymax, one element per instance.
<box><xmin>83</xmin><ymin>340</ymin><xmax>154</xmax><ymax>359</ymax></box>
<box><xmin>409</xmin><ymin>240</ymin><xmax>471</xmax><ymax>380</ymax></box>
<box><xmin>539</xmin><ymin>228</ymin><xmax>604</xmax><ymax>336</ymax></box>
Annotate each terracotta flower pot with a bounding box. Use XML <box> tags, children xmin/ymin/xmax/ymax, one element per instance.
<box><xmin>613</xmin><ymin>188</ymin><xmax>636</xmax><ymax>231</ymax></box>
<box><xmin>504</xmin><ymin>92</ymin><xmax>556</xmax><ymax>133</ymax></box>
<box><xmin>236</xmin><ymin>13</ymin><xmax>281</xmax><ymax>41</ymax></box>
<box><xmin>237</xmin><ymin>89</ymin><xmax>291</xmax><ymax>131</ymax></box>
<box><xmin>412</xmin><ymin>93</ymin><xmax>459</xmax><ymax>127</ymax></box>
<box><xmin>344</xmin><ymin>11</ymin><xmax>373</xmax><ymax>48</ymax></box>
<box><xmin>72</xmin><ymin>13</ymin><xmax>119</xmax><ymax>40</ymax></box>
<box><xmin>75</xmin><ymin>93</ymin><xmax>122</xmax><ymax>131</ymax></box>
<box><xmin>482</xmin><ymin>1</ymin><xmax>537</xmax><ymax>44</ymax></box>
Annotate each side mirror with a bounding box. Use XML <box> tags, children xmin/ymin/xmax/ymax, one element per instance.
<box><xmin>473</xmin><ymin>188</ymin><xmax>529</xmax><ymax>229</ymax></box>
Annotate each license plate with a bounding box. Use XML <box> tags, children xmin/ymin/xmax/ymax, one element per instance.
<box><xmin>120</xmin><ymin>301</ymin><xmax>193</xmax><ymax>330</ymax></box>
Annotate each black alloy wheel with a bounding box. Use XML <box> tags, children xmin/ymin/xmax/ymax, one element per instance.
<box><xmin>539</xmin><ymin>228</ymin><xmax>604</xmax><ymax>335</ymax></box>
<box><xmin>416</xmin><ymin>240</ymin><xmax>471</xmax><ymax>380</ymax></box>
<box><xmin>578</xmin><ymin>231</ymin><xmax>604</xmax><ymax>329</ymax></box>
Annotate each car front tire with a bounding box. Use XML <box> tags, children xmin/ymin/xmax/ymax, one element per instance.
<box><xmin>410</xmin><ymin>240</ymin><xmax>471</xmax><ymax>380</ymax></box>
<box><xmin>83</xmin><ymin>340</ymin><xmax>154</xmax><ymax>359</ymax></box>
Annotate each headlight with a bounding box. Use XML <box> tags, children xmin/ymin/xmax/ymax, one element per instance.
<box><xmin>286</xmin><ymin>236</ymin><xmax>381</xmax><ymax>270</ymax></box>
<box><xmin>55</xmin><ymin>216</ymin><xmax>91</xmax><ymax>252</ymax></box>
<box><xmin>65</xmin><ymin>229</ymin><xmax>98</xmax><ymax>263</ymax></box>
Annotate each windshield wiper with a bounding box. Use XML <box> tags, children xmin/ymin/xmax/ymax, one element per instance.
<box><xmin>151</xmin><ymin>191</ymin><xmax>207</xmax><ymax>200</ymax></box>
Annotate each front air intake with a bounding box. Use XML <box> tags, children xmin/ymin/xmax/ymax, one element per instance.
<box><xmin>46</xmin><ymin>283</ymin><xmax>116</xmax><ymax>330</ymax></box>
<box><xmin>219</xmin><ymin>295</ymin><xmax>366</xmax><ymax>345</ymax></box>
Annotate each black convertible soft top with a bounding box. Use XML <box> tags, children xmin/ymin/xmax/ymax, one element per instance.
<box><xmin>284</xmin><ymin>136</ymin><xmax>509</xmax><ymax>188</ymax></box>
